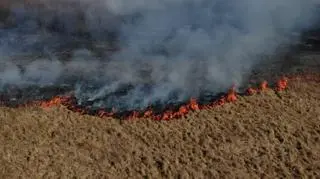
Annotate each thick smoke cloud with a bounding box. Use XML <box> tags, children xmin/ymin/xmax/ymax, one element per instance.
<box><xmin>0</xmin><ymin>0</ymin><xmax>318</xmax><ymax>111</ymax></box>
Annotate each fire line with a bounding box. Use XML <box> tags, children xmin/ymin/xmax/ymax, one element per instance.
<box><xmin>22</xmin><ymin>77</ymin><xmax>288</xmax><ymax>121</ymax></box>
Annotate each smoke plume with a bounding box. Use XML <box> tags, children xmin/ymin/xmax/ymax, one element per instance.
<box><xmin>0</xmin><ymin>0</ymin><xmax>318</xmax><ymax>111</ymax></box>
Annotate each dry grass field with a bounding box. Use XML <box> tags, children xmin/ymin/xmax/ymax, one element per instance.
<box><xmin>0</xmin><ymin>4</ymin><xmax>319</xmax><ymax>177</ymax></box>
<box><xmin>0</xmin><ymin>74</ymin><xmax>319</xmax><ymax>178</ymax></box>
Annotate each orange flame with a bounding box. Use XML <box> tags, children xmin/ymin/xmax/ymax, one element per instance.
<box><xmin>260</xmin><ymin>81</ymin><xmax>268</xmax><ymax>91</ymax></box>
<box><xmin>161</xmin><ymin>110</ymin><xmax>173</xmax><ymax>120</ymax></box>
<box><xmin>14</xmin><ymin>78</ymin><xmax>291</xmax><ymax>121</ymax></box>
<box><xmin>178</xmin><ymin>105</ymin><xmax>188</xmax><ymax>115</ymax></box>
<box><xmin>98</xmin><ymin>110</ymin><xmax>114</xmax><ymax>118</ymax></box>
<box><xmin>143</xmin><ymin>109</ymin><xmax>153</xmax><ymax>118</ymax></box>
<box><xmin>246</xmin><ymin>81</ymin><xmax>268</xmax><ymax>95</ymax></box>
<box><xmin>189</xmin><ymin>98</ymin><xmax>200</xmax><ymax>111</ymax></box>
<box><xmin>40</xmin><ymin>96</ymin><xmax>64</xmax><ymax>108</ymax></box>
<box><xmin>276</xmin><ymin>77</ymin><xmax>288</xmax><ymax>91</ymax></box>
<box><xmin>226</xmin><ymin>87</ymin><xmax>237</xmax><ymax>102</ymax></box>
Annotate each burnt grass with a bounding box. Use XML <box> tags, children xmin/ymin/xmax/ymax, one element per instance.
<box><xmin>1</xmin><ymin>40</ymin><xmax>319</xmax><ymax>119</ymax></box>
<box><xmin>0</xmin><ymin>5</ymin><xmax>319</xmax><ymax>117</ymax></box>
<box><xmin>0</xmin><ymin>36</ymin><xmax>319</xmax><ymax>118</ymax></box>
<box><xmin>0</xmin><ymin>73</ymin><xmax>319</xmax><ymax>178</ymax></box>
<box><xmin>0</xmin><ymin>5</ymin><xmax>320</xmax><ymax>178</ymax></box>
<box><xmin>0</xmin><ymin>80</ymin><xmax>288</xmax><ymax>119</ymax></box>
<box><xmin>0</xmin><ymin>84</ymin><xmax>229</xmax><ymax>118</ymax></box>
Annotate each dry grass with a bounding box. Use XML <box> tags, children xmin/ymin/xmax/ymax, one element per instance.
<box><xmin>0</xmin><ymin>77</ymin><xmax>319</xmax><ymax>178</ymax></box>
<box><xmin>0</xmin><ymin>3</ymin><xmax>319</xmax><ymax>178</ymax></box>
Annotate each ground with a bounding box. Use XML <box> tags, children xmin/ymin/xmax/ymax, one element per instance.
<box><xmin>0</xmin><ymin>73</ymin><xmax>320</xmax><ymax>178</ymax></box>
<box><xmin>0</xmin><ymin>3</ymin><xmax>320</xmax><ymax>178</ymax></box>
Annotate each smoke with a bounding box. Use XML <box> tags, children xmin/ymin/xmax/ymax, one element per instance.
<box><xmin>0</xmin><ymin>0</ymin><xmax>318</xmax><ymax>111</ymax></box>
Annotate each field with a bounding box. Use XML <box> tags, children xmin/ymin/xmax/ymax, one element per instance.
<box><xmin>0</xmin><ymin>4</ymin><xmax>319</xmax><ymax>177</ymax></box>
<box><xmin>0</xmin><ymin>55</ymin><xmax>320</xmax><ymax>178</ymax></box>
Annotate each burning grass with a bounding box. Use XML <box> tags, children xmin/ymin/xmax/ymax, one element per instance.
<box><xmin>0</xmin><ymin>77</ymin><xmax>290</xmax><ymax>121</ymax></box>
<box><xmin>1</xmin><ymin>74</ymin><xmax>319</xmax><ymax>178</ymax></box>
<box><xmin>39</xmin><ymin>77</ymin><xmax>289</xmax><ymax>120</ymax></box>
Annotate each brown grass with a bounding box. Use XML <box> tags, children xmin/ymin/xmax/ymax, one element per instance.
<box><xmin>0</xmin><ymin>3</ymin><xmax>319</xmax><ymax>178</ymax></box>
<box><xmin>0</xmin><ymin>76</ymin><xmax>319</xmax><ymax>178</ymax></box>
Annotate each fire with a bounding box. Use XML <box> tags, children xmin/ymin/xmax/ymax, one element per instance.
<box><xmin>142</xmin><ymin>98</ymin><xmax>201</xmax><ymax>121</ymax></box>
<box><xmin>0</xmin><ymin>77</ymin><xmax>291</xmax><ymax>120</ymax></box>
<box><xmin>40</xmin><ymin>96</ymin><xmax>65</xmax><ymax>108</ymax></box>
<box><xmin>161</xmin><ymin>110</ymin><xmax>173</xmax><ymax>120</ymax></box>
<box><xmin>276</xmin><ymin>77</ymin><xmax>288</xmax><ymax>91</ymax></box>
<box><xmin>226</xmin><ymin>87</ymin><xmax>237</xmax><ymax>102</ymax></box>
<box><xmin>98</xmin><ymin>110</ymin><xmax>114</xmax><ymax>118</ymax></box>
<box><xmin>215</xmin><ymin>98</ymin><xmax>226</xmax><ymax>106</ymax></box>
<box><xmin>143</xmin><ymin>109</ymin><xmax>153</xmax><ymax>118</ymax></box>
<box><xmin>260</xmin><ymin>81</ymin><xmax>268</xmax><ymax>91</ymax></box>
<box><xmin>246</xmin><ymin>81</ymin><xmax>268</xmax><ymax>95</ymax></box>
<box><xmin>177</xmin><ymin>105</ymin><xmax>188</xmax><ymax>116</ymax></box>
<box><xmin>246</xmin><ymin>87</ymin><xmax>257</xmax><ymax>95</ymax></box>
<box><xmin>189</xmin><ymin>98</ymin><xmax>200</xmax><ymax>111</ymax></box>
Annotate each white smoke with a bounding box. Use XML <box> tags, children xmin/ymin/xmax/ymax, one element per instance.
<box><xmin>0</xmin><ymin>0</ymin><xmax>318</xmax><ymax>110</ymax></box>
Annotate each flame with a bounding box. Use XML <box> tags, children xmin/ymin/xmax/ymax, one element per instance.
<box><xmin>40</xmin><ymin>96</ymin><xmax>65</xmax><ymax>108</ymax></box>
<box><xmin>189</xmin><ymin>98</ymin><xmax>200</xmax><ymax>111</ymax></box>
<box><xmin>226</xmin><ymin>86</ymin><xmax>237</xmax><ymax>102</ymax></box>
<box><xmin>1</xmin><ymin>78</ymin><xmax>292</xmax><ymax>120</ymax></box>
<box><xmin>260</xmin><ymin>81</ymin><xmax>268</xmax><ymax>91</ymax></box>
<box><xmin>246</xmin><ymin>80</ymin><xmax>268</xmax><ymax>95</ymax></box>
<box><xmin>161</xmin><ymin>110</ymin><xmax>173</xmax><ymax>120</ymax></box>
<box><xmin>98</xmin><ymin>110</ymin><xmax>114</xmax><ymax>118</ymax></box>
<box><xmin>148</xmin><ymin>98</ymin><xmax>199</xmax><ymax>121</ymax></box>
<box><xmin>215</xmin><ymin>98</ymin><xmax>226</xmax><ymax>106</ymax></box>
<box><xmin>246</xmin><ymin>87</ymin><xmax>257</xmax><ymax>95</ymax></box>
<box><xmin>276</xmin><ymin>77</ymin><xmax>288</xmax><ymax>91</ymax></box>
<box><xmin>143</xmin><ymin>109</ymin><xmax>153</xmax><ymax>118</ymax></box>
<box><xmin>177</xmin><ymin>105</ymin><xmax>188</xmax><ymax>116</ymax></box>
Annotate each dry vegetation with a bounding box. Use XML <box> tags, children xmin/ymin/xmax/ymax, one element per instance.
<box><xmin>0</xmin><ymin>75</ymin><xmax>319</xmax><ymax>178</ymax></box>
<box><xmin>0</xmin><ymin>6</ymin><xmax>319</xmax><ymax>177</ymax></box>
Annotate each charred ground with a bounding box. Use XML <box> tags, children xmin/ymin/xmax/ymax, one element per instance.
<box><xmin>0</xmin><ymin>3</ymin><xmax>320</xmax><ymax>178</ymax></box>
<box><xmin>0</xmin><ymin>71</ymin><xmax>319</xmax><ymax>178</ymax></box>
